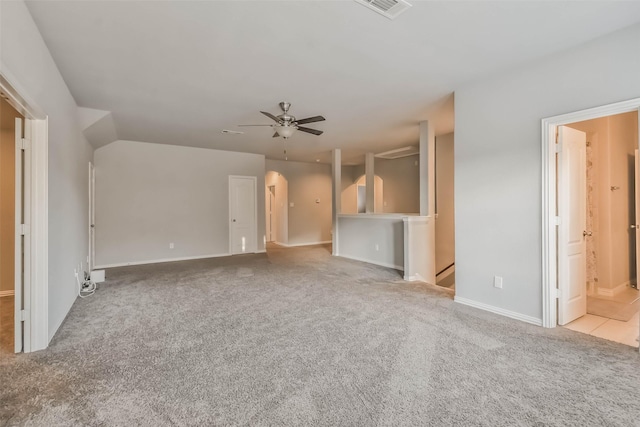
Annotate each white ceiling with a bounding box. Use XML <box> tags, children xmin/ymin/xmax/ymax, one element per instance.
<box><xmin>25</xmin><ymin>0</ymin><xmax>640</xmax><ymax>163</ymax></box>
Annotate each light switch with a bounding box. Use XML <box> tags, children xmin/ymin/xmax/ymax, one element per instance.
<box><xmin>290</xmin><ymin>202</ymin><xmax>294</xmax><ymax>208</ymax></box>
<box><xmin>316</xmin><ymin>199</ymin><xmax>320</xmax><ymax>204</ymax></box>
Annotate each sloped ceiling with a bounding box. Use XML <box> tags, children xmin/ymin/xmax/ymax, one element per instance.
<box><xmin>25</xmin><ymin>0</ymin><xmax>640</xmax><ymax>163</ymax></box>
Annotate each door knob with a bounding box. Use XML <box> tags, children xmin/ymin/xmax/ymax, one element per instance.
<box><xmin>632</xmin><ymin>224</ymin><xmax>638</xmax><ymax>229</ymax></box>
<box><xmin>583</xmin><ymin>230</ymin><xmax>592</xmax><ymax>237</ymax></box>
<box><xmin>232</xmin><ymin>219</ymin><xmax>236</xmax><ymax>222</ymax></box>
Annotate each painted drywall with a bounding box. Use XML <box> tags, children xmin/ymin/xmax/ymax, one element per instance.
<box><xmin>355</xmin><ymin>175</ymin><xmax>383</xmax><ymax>213</ymax></box>
<box><xmin>95</xmin><ymin>141</ymin><xmax>265</xmax><ymax>266</ymax></box>
<box><xmin>0</xmin><ymin>99</ymin><xmax>22</xmax><ymax>293</ymax></box>
<box><xmin>265</xmin><ymin>160</ymin><xmax>332</xmax><ymax>246</ymax></box>
<box><xmin>336</xmin><ymin>215</ymin><xmax>405</xmax><ymax>270</ymax></box>
<box><xmin>375</xmin><ymin>155</ymin><xmax>420</xmax><ymax>214</ymax></box>
<box><xmin>265</xmin><ymin>171</ymin><xmax>288</xmax><ymax>245</ymax></box>
<box><xmin>455</xmin><ymin>22</ymin><xmax>640</xmax><ymax>321</ymax></box>
<box><xmin>569</xmin><ymin>112</ymin><xmax>638</xmax><ymax>293</ymax></box>
<box><xmin>435</xmin><ymin>133</ymin><xmax>455</xmax><ymax>276</ymax></box>
<box><xmin>1</xmin><ymin>1</ymin><xmax>95</xmax><ymax>342</ymax></box>
<box><xmin>342</xmin><ymin>157</ymin><xmax>419</xmax><ymax>214</ymax></box>
<box><xmin>340</xmin><ymin>165</ymin><xmax>359</xmax><ymax>214</ymax></box>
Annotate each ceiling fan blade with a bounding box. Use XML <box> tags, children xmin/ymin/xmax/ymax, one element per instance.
<box><xmin>238</xmin><ymin>124</ymin><xmax>274</xmax><ymax>127</ymax></box>
<box><xmin>296</xmin><ymin>115</ymin><xmax>325</xmax><ymax>125</ymax></box>
<box><xmin>261</xmin><ymin>111</ymin><xmax>281</xmax><ymax>122</ymax></box>
<box><xmin>297</xmin><ymin>126</ymin><xmax>323</xmax><ymax>136</ymax></box>
<box><xmin>273</xmin><ymin>132</ymin><xmax>280</xmax><ymax>138</ymax></box>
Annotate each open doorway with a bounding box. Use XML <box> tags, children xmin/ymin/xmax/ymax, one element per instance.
<box><xmin>265</xmin><ymin>171</ymin><xmax>288</xmax><ymax>248</ymax></box>
<box><xmin>559</xmin><ymin>112</ymin><xmax>639</xmax><ymax>347</ymax></box>
<box><xmin>542</xmin><ymin>99</ymin><xmax>640</xmax><ymax>349</ymax></box>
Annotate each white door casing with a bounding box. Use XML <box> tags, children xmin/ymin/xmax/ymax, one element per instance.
<box><xmin>229</xmin><ymin>176</ymin><xmax>257</xmax><ymax>254</ymax></box>
<box><xmin>88</xmin><ymin>162</ymin><xmax>95</xmax><ymax>271</ymax></box>
<box><xmin>635</xmin><ymin>150</ymin><xmax>640</xmax><ymax>285</ymax></box>
<box><xmin>557</xmin><ymin>126</ymin><xmax>588</xmax><ymax>326</ymax></box>
<box><xmin>14</xmin><ymin>117</ymin><xmax>24</xmax><ymax>353</ymax></box>
<box><xmin>268</xmin><ymin>185</ymin><xmax>275</xmax><ymax>242</ymax></box>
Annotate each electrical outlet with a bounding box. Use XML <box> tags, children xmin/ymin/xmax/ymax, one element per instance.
<box><xmin>375</xmin><ymin>244</ymin><xmax>379</xmax><ymax>251</ymax></box>
<box><xmin>169</xmin><ymin>243</ymin><xmax>174</xmax><ymax>249</ymax></box>
<box><xmin>494</xmin><ymin>276</ymin><xmax>503</xmax><ymax>289</ymax></box>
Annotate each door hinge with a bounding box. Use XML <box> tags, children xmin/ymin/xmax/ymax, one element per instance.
<box><xmin>19</xmin><ymin>137</ymin><xmax>30</xmax><ymax>151</ymax></box>
<box><xmin>20</xmin><ymin>310</ymin><xmax>28</xmax><ymax>322</ymax></box>
<box><xmin>555</xmin><ymin>288</ymin><xmax>562</xmax><ymax>299</ymax></box>
<box><xmin>554</xmin><ymin>216</ymin><xmax>561</xmax><ymax>226</ymax></box>
<box><xmin>18</xmin><ymin>224</ymin><xmax>30</xmax><ymax>235</ymax></box>
<box><xmin>555</xmin><ymin>142</ymin><xmax>562</xmax><ymax>153</ymax></box>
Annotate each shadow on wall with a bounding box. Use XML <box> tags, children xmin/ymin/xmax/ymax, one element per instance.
<box><xmin>265</xmin><ymin>171</ymin><xmax>288</xmax><ymax>245</ymax></box>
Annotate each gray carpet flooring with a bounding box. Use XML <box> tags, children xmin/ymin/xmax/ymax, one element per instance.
<box><xmin>2</xmin><ymin>244</ymin><xmax>640</xmax><ymax>426</ymax></box>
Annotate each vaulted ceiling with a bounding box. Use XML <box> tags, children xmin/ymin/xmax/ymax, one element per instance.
<box><xmin>25</xmin><ymin>1</ymin><xmax>640</xmax><ymax>163</ymax></box>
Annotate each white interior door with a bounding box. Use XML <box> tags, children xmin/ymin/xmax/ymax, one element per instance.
<box><xmin>558</xmin><ymin>125</ymin><xmax>588</xmax><ymax>325</ymax></box>
<box><xmin>229</xmin><ymin>176</ymin><xmax>257</xmax><ymax>254</ymax></box>
<box><xmin>14</xmin><ymin>118</ymin><xmax>23</xmax><ymax>353</ymax></box>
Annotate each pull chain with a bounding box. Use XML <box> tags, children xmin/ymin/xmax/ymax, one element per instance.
<box><xmin>283</xmin><ymin>140</ymin><xmax>288</xmax><ymax>160</ymax></box>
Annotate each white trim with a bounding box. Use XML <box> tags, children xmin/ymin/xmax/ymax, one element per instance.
<box><xmin>272</xmin><ymin>240</ymin><xmax>332</xmax><ymax>248</ymax></box>
<box><xmin>404</xmin><ymin>274</ymin><xmax>427</xmax><ymax>282</ymax></box>
<box><xmin>596</xmin><ymin>281</ymin><xmax>631</xmax><ymax>297</ymax></box>
<box><xmin>94</xmin><ymin>253</ymin><xmax>233</xmax><ymax>269</ymax></box>
<box><xmin>30</xmin><ymin>118</ymin><xmax>48</xmax><ymax>351</ymax></box>
<box><xmin>541</xmin><ymin>97</ymin><xmax>640</xmax><ymax>329</ymax></box>
<box><xmin>337</xmin><ymin>254</ymin><xmax>403</xmax><ymax>271</ymax></box>
<box><xmin>1</xmin><ymin>70</ymin><xmax>49</xmax><ymax>353</ymax></box>
<box><xmin>0</xmin><ymin>290</ymin><xmax>15</xmax><ymax>298</ymax></box>
<box><xmin>15</xmin><ymin>117</ymin><xmax>24</xmax><ymax>353</ymax></box>
<box><xmin>454</xmin><ymin>296</ymin><xmax>543</xmax><ymax>326</ymax></box>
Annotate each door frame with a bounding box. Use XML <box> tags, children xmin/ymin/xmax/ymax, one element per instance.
<box><xmin>267</xmin><ymin>185</ymin><xmax>275</xmax><ymax>242</ymax></box>
<box><xmin>541</xmin><ymin>97</ymin><xmax>640</xmax><ymax>329</ymax></box>
<box><xmin>1</xmin><ymin>72</ymin><xmax>49</xmax><ymax>352</ymax></box>
<box><xmin>88</xmin><ymin>162</ymin><xmax>95</xmax><ymax>271</ymax></box>
<box><xmin>228</xmin><ymin>175</ymin><xmax>258</xmax><ymax>254</ymax></box>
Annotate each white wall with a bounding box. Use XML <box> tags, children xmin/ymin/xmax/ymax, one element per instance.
<box><xmin>435</xmin><ymin>133</ymin><xmax>455</xmax><ymax>275</ymax></box>
<box><xmin>455</xmin><ymin>23</ymin><xmax>640</xmax><ymax>322</ymax></box>
<box><xmin>375</xmin><ymin>155</ymin><xmax>420</xmax><ymax>213</ymax></box>
<box><xmin>337</xmin><ymin>215</ymin><xmax>405</xmax><ymax>270</ymax></box>
<box><xmin>1</xmin><ymin>0</ymin><xmax>95</xmax><ymax>342</ymax></box>
<box><xmin>342</xmin><ymin>157</ymin><xmax>420</xmax><ymax>214</ymax></box>
<box><xmin>95</xmin><ymin>141</ymin><xmax>265</xmax><ymax>267</ymax></box>
<box><xmin>265</xmin><ymin>160</ymin><xmax>332</xmax><ymax>246</ymax></box>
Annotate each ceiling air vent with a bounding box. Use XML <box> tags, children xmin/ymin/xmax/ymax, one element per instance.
<box><xmin>375</xmin><ymin>146</ymin><xmax>419</xmax><ymax>160</ymax></box>
<box><xmin>354</xmin><ymin>0</ymin><xmax>412</xmax><ymax>20</ymax></box>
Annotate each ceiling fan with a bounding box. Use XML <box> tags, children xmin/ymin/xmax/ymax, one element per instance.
<box><xmin>239</xmin><ymin>102</ymin><xmax>325</xmax><ymax>139</ymax></box>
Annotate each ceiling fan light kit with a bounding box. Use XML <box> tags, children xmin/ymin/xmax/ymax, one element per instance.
<box><xmin>239</xmin><ymin>101</ymin><xmax>325</xmax><ymax>140</ymax></box>
<box><xmin>273</xmin><ymin>124</ymin><xmax>296</xmax><ymax>139</ymax></box>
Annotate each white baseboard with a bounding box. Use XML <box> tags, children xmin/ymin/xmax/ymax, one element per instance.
<box><xmin>273</xmin><ymin>240</ymin><xmax>332</xmax><ymax>248</ymax></box>
<box><xmin>0</xmin><ymin>290</ymin><xmax>15</xmax><ymax>297</ymax></box>
<box><xmin>596</xmin><ymin>281</ymin><xmax>630</xmax><ymax>297</ymax></box>
<box><xmin>94</xmin><ymin>252</ymin><xmax>232</xmax><ymax>269</ymax></box>
<box><xmin>454</xmin><ymin>296</ymin><xmax>543</xmax><ymax>326</ymax></box>
<box><xmin>338</xmin><ymin>254</ymin><xmax>403</xmax><ymax>271</ymax></box>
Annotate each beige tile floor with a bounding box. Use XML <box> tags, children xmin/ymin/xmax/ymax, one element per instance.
<box><xmin>564</xmin><ymin>287</ymin><xmax>640</xmax><ymax>348</ymax></box>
